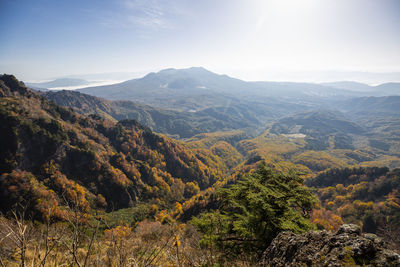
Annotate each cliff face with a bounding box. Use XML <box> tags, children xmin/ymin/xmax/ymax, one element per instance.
<box><xmin>261</xmin><ymin>224</ymin><xmax>400</xmax><ymax>266</ymax></box>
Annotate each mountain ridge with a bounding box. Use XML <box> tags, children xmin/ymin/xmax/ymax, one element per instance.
<box><xmin>77</xmin><ymin>67</ymin><xmax>360</xmax><ymax>108</ymax></box>
<box><xmin>77</xmin><ymin>67</ymin><xmax>400</xmax><ymax>105</ymax></box>
<box><xmin>43</xmin><ymin>90</ymin><xmax>265</xmax><ymax>138</ymax></box>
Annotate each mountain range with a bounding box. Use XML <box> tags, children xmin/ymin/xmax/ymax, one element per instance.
<box><xmin>76</xmin><ymin>67</ymin><xmax>400</xmax><ymax>111</ymax></box>
<box><xmin>39</xmin><ymin>69</ymin><xmax>399</xmax><ymax>158</ymax></box>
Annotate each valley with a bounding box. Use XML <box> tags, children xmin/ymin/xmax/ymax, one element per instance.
<box><xmin>42</xmin><ymin>68</ymin><xmax>400</xmax><ymax>173</ymax></box>
<box><xmin>1</xmin><ymin>69</ymin><xmax>399</xmax><ymax>265</ymax></box>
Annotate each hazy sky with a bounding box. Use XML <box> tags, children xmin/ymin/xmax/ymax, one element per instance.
<box><xmin>1</xmin><ymin>0</ymin><xmax>400</xmax><ymax>82</ymax></box>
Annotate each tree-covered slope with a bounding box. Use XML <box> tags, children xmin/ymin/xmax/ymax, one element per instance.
<box><xmin>306</xmin><ymin>167</ymin><xmax>400</xmax><ymax>247</ymax></box>
<box><xmin>43</xmin><ymin>90</ymin><xmax>263</xmax><ymax>138</ymax></box>
<box><xmin>269</xmin><ymin>110</ymin><xmax>365</xmax><ymax>150</ymax></box>
<box><xmin>235</xmin><ymin>108</ymin><xmax>400</xmax><ymax>172</ymax></box>
<box><xmin>0</xmin><ymin>75</ymin><xmax>225</xmax><ymax>219</ymax></box>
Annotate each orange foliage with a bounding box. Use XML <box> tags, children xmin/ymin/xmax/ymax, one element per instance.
<box><xmin>312</xmin><ymin>208</ymin><xmax>344</xmax><ymax>231</ymax></box>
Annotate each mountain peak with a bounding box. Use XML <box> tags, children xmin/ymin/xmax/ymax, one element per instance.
<box><xmin>135</xmin><ymin>67</ymin><xmax>220</xmax><ymax>86</ymax></box>
<box><xmin>187</xmin><ymin>66</ymin><xmax>209</xmax><ymax>72</ymax></box>
<box><xmin>0</xmin><ymin>74</ymin><xmax>31</xmax><ymax>96</ymax></box>
<box><xmin>155</xmin><ymin>67</ymin><xmax>215</xmax><ymax>76</ymax></box>
<box><xmin>1</xmin><ymin>74</ymin><xmax>24</xmax><ymax>89</ymax></box>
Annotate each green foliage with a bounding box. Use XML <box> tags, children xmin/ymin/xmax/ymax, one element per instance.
<box><xmin>103</xmin><ymin>203</ymin><xmax>157</xmax><ymax>228</ymax></box>
<box><xmin>191</xmin><ymin>163</ymin><xmax>316</xmax><ymax>258</ymax></box>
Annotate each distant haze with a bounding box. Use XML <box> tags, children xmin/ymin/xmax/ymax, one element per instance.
<box><xmin>23</xmin><ymin>69</ymin><xmax>400</xmax><ymax>86</ymax></box>
<box><xmin>212</xmin><ymin>70</ymin><xmax>400</xmax><ymax>85</ymax></box>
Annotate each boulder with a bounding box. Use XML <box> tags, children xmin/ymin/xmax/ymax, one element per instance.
<box><xmin>261</xmin><ymin>224</ymin><xmax>400</xmax><ymax>266</ymax></box>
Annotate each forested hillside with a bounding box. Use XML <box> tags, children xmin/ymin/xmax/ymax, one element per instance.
<box><xmin>307</xmin><ymin>167</ymin><xmax>400</xmax><ymax>248</ymax></box>
<box><xmin>43</xmin><ymin>90</ymin><xmax>262</xmax><ymax>138</ymax></box>
<box><xmin>0</xmin><ymin>74</ymin><xmax>228</xmax><ymax>220</ymax></box>
<box><xmin>235</xmin><ymin>110</ymin><xmax>400</xmax><ymax>174</ymax></box>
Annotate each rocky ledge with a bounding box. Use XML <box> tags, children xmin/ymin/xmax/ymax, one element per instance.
<box><xmin>261</xmin><ymin>224</ymin><xmax>400</xmax><ymax>266</ymax></box>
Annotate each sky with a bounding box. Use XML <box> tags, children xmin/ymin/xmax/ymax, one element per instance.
<box><xmin>1</xmin><ymin>0</ymin><xmax>400</xmax><ymax>83</ymax></box>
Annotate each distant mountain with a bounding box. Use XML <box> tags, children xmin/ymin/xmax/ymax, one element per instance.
<box><xmin>74</xmin><ymin>68</ymin><xmax>400</xmax><ymax>143</ymax></box>
<box><xmin>78</xmin><ymin>67</ymin><xmax>361</xmax><ymax>110</ymax></box>
<box><xmin>332</xmin><ymin>96</ymin><xmax>400</xmax><ymax>143</ymax></box>
<box><xmin>63</xmin><ymin>71</ymin><xmax>147</xmax><ymax>81</ymax></box>
<box><xmin>336</xmin><ymin>96</ymin><xmax>400</xmax><ymax>116</ymax></box>
<box><xmin>322</xmin><ymin>81</ymin><xmax>400</xmax><ymax>96</ymax></box>
<box><xmin>270</xmin><ymin>110</ymin><xmax>365</xmax><ymax>135</ymax></box>
<box><xmin>320</xmin><ymin>81</ymin><xmax>374</xmax><ymax>92</ymax></box>
<box><xmin>374</xmin><ymin>82</ymin><xmax>400</xmax><ymax>95</ymax></box>
<box><xmin>49</xmin><ymin>68</ymin><xmax>400</xmax><ymax>157</ymax></box>
<box><xmin>27</xmin><ymin>78</ymin><xmax>91</xmax><ymax>89</ymax></box>
<box><xmin>78</xmin><ymin>67</ymin><xmax>245</xmax><ymax>110</ymax></box>
<box><xmin>246</xmin><ymin>81</ymin><xmax>359</xmax><ymax>101</ymax></box>
<box><xmin>269</xmin><ymin>110</ymin><xmax>365</xmax><ymax>150</ymax></box>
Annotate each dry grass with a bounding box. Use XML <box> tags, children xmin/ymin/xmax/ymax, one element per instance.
<box><xmin>0</xmin><ymin>213</ymin><xmax>256</xmax><ymax>267</ymax></box>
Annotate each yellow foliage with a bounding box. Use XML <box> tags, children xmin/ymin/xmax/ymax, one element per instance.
<box><xmin>175</xmin><ymin>202</ymin><xmax>183</xmax><ymax>214</ymax></box>
<box><xmin>104</xmin><ymin>225</ymin><xmax>132</xmax><ymax>240</ymax></box>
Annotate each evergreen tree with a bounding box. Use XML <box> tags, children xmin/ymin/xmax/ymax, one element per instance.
<box><xmin>191</xmin><ymin>163</ymin><xmax>316</xmax><ymax>259</ymax></box>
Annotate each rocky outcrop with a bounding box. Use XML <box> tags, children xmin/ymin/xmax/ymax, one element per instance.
<box><xmin>261</xmin><ymin>224</ymin><xmax>400</xmax><ymax>266</ymax></box>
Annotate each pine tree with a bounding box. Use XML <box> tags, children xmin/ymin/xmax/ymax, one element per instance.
<box><xmin>191</xmin><ymin>162</ymin><xmax>316</xmax><ymax>259</ymax></box>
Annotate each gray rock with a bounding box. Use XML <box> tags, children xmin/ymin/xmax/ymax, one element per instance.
<box><xmin>337</xmin><ymin>224</ymin><xmax>361</xmax><ymax>235</ymax></box>
<box><xmin>261</xmin><ymin>224</ymin><xmax>400</xmax><ymax>266</ymax></box>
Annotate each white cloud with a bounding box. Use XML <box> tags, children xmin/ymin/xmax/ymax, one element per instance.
<box><xmin>117</xmin><ymin>0</ymin><xmax>172</xmax><ymax>30</ymax></box>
